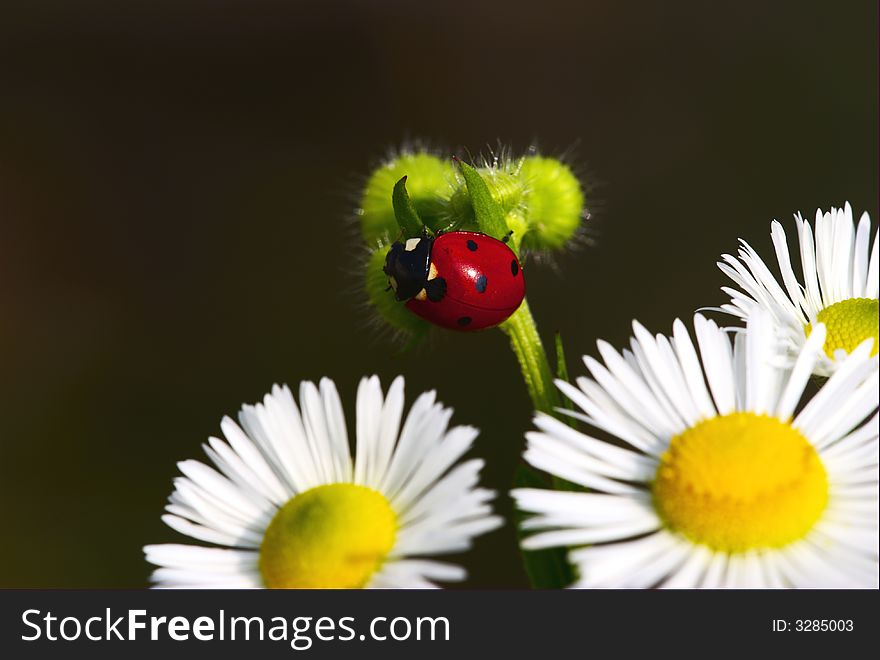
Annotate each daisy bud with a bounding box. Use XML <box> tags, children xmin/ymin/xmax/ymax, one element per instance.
<box><xmin>448</xmin><ymin>156</ymin><xmax>585</xmax><ymax>253</ymax></box>
<box><xmin>358</xmin><ymin>152</ymin><xmax>455</xmax><ymax>246</ymax></box>
<box><xmin>517</xmin><ymin>156</ymin><xmax>585</xmax><ymax>252</ymax></box>
<box><xmin>447</xmin><ymin>168</ymin><xmax>527</xmax><ymax>234</ymax></box>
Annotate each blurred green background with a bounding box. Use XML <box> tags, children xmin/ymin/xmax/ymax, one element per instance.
<box><xmin>0</xmin><ymin>0</ymin><xmax>876</xmax><ymax>587</ymax></box>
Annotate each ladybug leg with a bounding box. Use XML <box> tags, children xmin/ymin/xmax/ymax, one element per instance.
<box><xmin>424</xmin><ymin>277</ymin><xmax>447</xmax><ymax>302</ymax></box>
<box><xmin>501</xmin><ymin>230</ymin><xmax>514</xmax><ymax>244</ymax></box>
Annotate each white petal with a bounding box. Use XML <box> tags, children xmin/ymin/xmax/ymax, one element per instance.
<box><xmin>176</xmin><ymin>460</ymin><xmax>266</xmax><ymax>520</ymax></box>
<box><xmin>587</xmin><ymin>343</ymin><xmax>677</xmax><ymax>438</ymax></box>
<box><xmin>794</xmin><ymin>341</ymin><xmax>877</xmax><ymax>438</ymax></box>
<box><xmin>570</xmin><ymin>531</ymin><xmax>679</xmax><ymax>588</ymax></box>
<box><xmin>354</xmin><ymin>376</ymin><xmax>383</xmax><ymax>486</ymax></box>
<box><xmin>770</xmin><ymin>220</ymin><xmax>808</xmax><ymax>322</ymax></box>
<box><xmin>219</xmin><ymin>417</ymin><xmax>289</xmax><ymax>504</ymax></box>
<box><xmin>298</xmin><ymin>380</ymin><xmax>338</xmax><ymax>485</ymax></box>
<box><xmin>567</xmin><ymin>377</ymin><xmax>664</xmax><ymax>453</ymax></box>
<box><xmin>144</xmin><ymin>544</ymin><xmax>259</xmax><ymax>572</ymax></box>
<box><xmin>522</xmin><ymin>517</ymin><xmax>660</xmax><ymax>550</ymax></box>
<box><xmin>671</xmin><ymin>318</ymin><xmax>717</xmax><ymax>420</ymax></box>
<box><xmin>851</xmin><ymin>212</ymin><xmax>871</xmax><ymax>297</ymax></box>
<box><xmin>741</xmin><ymin>310</ymin><xmax>787</xmax><ymax>414</ymax></box>
<box><xmin>380</xmin><ymin>559</ymin><xmax>466</xmax><ymax>583</ymax></box>
<box><xmin>380</xmin><ymin>395</ymin><xmax>450</xmax><ymax>496</ymax></box>
<box><xmin>389</xmin><ymin>425</ymin><xmax>478</xmax><ymax>510</ymax></box>
<box><xmin>369</xmin><ymin>375</ymin><xmax>405</xmax><ymax>489</ymax></box>
<box><xmin>535</xmin><ymin>411</ymin><xmax>657</xmax><ymax>478</ymax></box>
<box><xmin>659</xmin><ymin>544</ymin><xmax>713</xmax><ymax>588</ymax></box>
<box><xmin>775</xmin><ymin>324</ymin><xmax>825</xmax><ymax>420</ymax></box>
<box><xmin>694</xmin><ymin>315</ymin><xmax>736</xmax><ymax>414</ymax></box>
<box><xmin>319</xmin><ymin>377</ymin><xmax>353</xmax><ymax>483</ymax></box>
<box><xmin>796</xmin><ymin>214</ymin><xmax>824</xmax><ymax>315</ymax></box>
<box><xmin>865</xmin><ymin>226</ymin><xmax>879</xmax><ymax>299</ymax></box>
<box><xmin>161</xmin><ymin>514</ymin><xmax>261</xmax><ymax>548</ymax></box>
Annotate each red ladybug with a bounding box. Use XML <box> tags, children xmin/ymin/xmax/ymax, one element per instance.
<box><xmin>383</xmin><ymin>230</ymin><xmax>525</xmax><ymax>331</ymax></box>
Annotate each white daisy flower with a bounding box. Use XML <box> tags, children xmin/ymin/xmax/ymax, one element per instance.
<box><xmin>512</xmin><ymin>312</ymin><xmax>878</xmax><ymax>588</ymax></box>
<box><xmin>718</xmin><ymin>202</ymin><xmax>878</xmax><ymax>376</ymax></box>
<box><xmin>144</xmin><ymin>376</ymin><xmax>501</xmax><ymax>588</ymax></box>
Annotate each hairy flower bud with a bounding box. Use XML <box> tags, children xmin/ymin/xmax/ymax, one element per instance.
<box><xmin>517</xmin><ymin>156</ymin><xmax>585</xmax><ymax>252</ymax></box>
<box><xmin>358</xmin><ymin>153</ymin><xmax>455</xmax><ymax>246</ymax></box>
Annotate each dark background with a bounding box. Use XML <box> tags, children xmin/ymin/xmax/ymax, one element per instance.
<box><xmin>0</xmin><ymin>0</ymin><xmax>876</xmax><ymax>588</ymax></box>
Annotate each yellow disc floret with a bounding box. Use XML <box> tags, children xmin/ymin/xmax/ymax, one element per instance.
<box><xmin>652</xmin><ymin>413</ymin><xmax>828</xmax><ymax>553</ymax></box>
<box><xmin>806</xmin><ymin>298</ymin><xmax>879</xmax><ymax>359</ymax></box>
<box><xmin>259</xmin><ymin>483</ymin><xmax>396</xmax><ymax>588</ymax></box>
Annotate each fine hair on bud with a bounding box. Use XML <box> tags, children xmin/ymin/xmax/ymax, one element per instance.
<box><xmin>516</xmin><ymin>155</ymin><xmax>585</xmax><ymax>252</ymax></box>
<box><xmin>443</xmin><ymin>146</ymin><xmax>588</xmax><ymax>256</ymax></box>
<box><xmin>357</xmin><ymin>148</ymin><xmax>457</xmax><ymax>247</ymax></box>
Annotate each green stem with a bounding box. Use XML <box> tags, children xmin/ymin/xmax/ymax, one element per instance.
<box><xmin>503</xmin><ymin>299</ymin><xmax>576</xmax><ymax>590</ymax></box>
<box><xmin>502</xmin><ymin>298</ymin><xmax>580</xmax><ymax>499</ymax></box>
<box><xmin>454</xmin><ymin>158</ymin><xmax>578</xmax><ymax>589</ymax></box>
<box><xmin>500</xmin><ymin>299</ymin><xmax>560</xmax><ymax>416</ymax></box>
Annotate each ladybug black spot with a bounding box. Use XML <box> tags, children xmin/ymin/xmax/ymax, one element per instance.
<box><xmin>457</xmin><ymin>316</ymin><xmax>472</xmax><ymax>327</ymax></box>
<box><xmin>466</xmin><ymin>240</ymin><xmax>478</xmax><ymax>251</ymax></box>
<box><xmin>475</xmin><ymin>274</ymin><xmax>488</xmax><ymax>293</ymax></box>
<box><xmin>511</xmin><ymin>259</ymin><xmax>519</xmax><ymax>276</ymax></box>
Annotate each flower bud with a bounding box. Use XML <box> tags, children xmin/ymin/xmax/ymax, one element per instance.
<box><xmin>358</xmin><ymin>153</ymin><xmax>455</xmax><ymax>246</ymax></box>
<box><xmin>517</xmin><ymin>156</ymin><xmax>585</xmax><ymax>252</ymax></box>
<box><xmin>447</xmin><ymin>169</ymin><xmax>525</xmax><ymax>233</ymax></box>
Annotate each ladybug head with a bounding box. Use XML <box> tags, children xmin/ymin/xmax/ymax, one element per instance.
<box><xmin>383</xmin><ymin>236</ymin><xmax>434</xmax><ymax>301</ymax></box>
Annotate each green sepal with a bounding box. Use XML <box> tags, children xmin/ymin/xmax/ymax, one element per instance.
<box><xmin>514</xmin><ymin>464</ymin><xmax>576</xmax><ymax>589</ymax></box>
<box><xmin>554</xmin><ymin>331</ymin><xmax>570</xmax><ymax>384</ymax></box>
<box><xmin>554</xmin><ymin>331</ymin><xmax>578</xmax><ymax>430</ymax></box>
<box><xmin>391</xmin><ymin>176</ymin><xmax>425</xmax><ymax>239</ymax></box>
<box><xmin>455</xmin><ymin>158</ymin><xmax>512</xmax><ymax>248</ymax></box>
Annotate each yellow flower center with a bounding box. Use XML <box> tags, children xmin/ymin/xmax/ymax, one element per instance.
<box><xmin>652</xmin><ymin>413</ymin><xmax>828</xmax><ymax>553</ymax></box>
<box><xmin>259</xmin><ymin>483</ymin><xmax>396</xmax><ymax>588</ymax></box>
<box><xmin>806</xmin><ymin>298</ymin><xmax>879</xmax><ymax>359</ymax></box>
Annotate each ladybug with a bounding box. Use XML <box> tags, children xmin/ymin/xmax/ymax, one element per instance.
<box><xmin>383</xmin><ymin>230</ymin><xmax>525</xmax><ymax>331</ymax></box>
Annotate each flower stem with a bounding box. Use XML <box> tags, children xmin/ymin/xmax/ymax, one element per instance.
<box><xmin>500</xmin><ymin>299</ymin><xmax>560</xmax><ymax>415</ymax></box>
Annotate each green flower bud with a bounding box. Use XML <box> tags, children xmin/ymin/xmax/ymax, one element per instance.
<box><xmin>356</xmin><ymin>148</ymin><xmax>586</xmax><ymax>348</ymax></box>
<box><xmin>363</xmin><ymin>247</ymin><xmax>430</xmax><ymax>340</ymax></box>
<box><xmin>358</xmin><ymin>153</ymin><xmax>455</xmax><ymax>246</ymax></box>
<box><xmin>448</xmin><ymin>168</ymin><xmax>526</xmax><ymax>234</ymax></box>
<box><xmin>517</xmin><ymin>156</ymin><xmax>585</xmax><ymax>252</ymax></box>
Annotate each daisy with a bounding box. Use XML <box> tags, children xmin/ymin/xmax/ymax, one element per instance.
<box><xmin>512</xmin><ymin>312</ymin><xmax>878</xmax><ymax>588</ymax></box>
<box><xmin>718</xmin><ymin>202</ymin><xmax>878</xmax><ymax>376</ymax></box>
<box><xmin>144</xmin><ymin>376</ymin><xmax>501</xmax><ymax>588</ymax></box>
